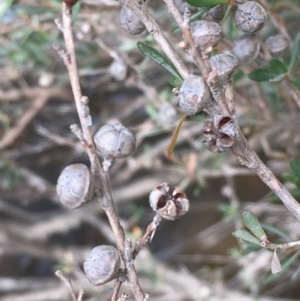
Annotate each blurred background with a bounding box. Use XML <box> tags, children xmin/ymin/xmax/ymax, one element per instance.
<box><xmin>1</xmin><ymin>0</ymin><xmax>300</xmax><ymax>300</ymax></box>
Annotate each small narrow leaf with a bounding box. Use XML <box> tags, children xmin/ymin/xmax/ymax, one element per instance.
<box><xmin>269</xmin><ymin>73</ymin><xmax>286</xmax><ymax>82</ymax></box>
<box><xmin>171</xmin><ymin>7</ymin><xmax>211</xmax><ymax>32</ymax></box>
<box><xmin>167</xmin><ymin>114</ymin><xmax>187</xmax><ymax>158</ymax></box>
<box><xmin>186</xmin><ymin>0</ymin><xmax>227</xmax><ymax>7</ymax></box>
<box><xmin>271</xmin><ymin>249</ymin><xmax>282</xmax><ymax>275</ymax></box>
<box><xmin>232</xmin><ymin>229</ymin><xmax>262</xmax><ymax>246</ymax></box>
<box><xmin>248</xmin><ymin>69</ymin><xmax>276</xmax><ymax>82</ymax></box>
<box><xmin>242</xmin><ymin>212</ymin><xmax>267</xmax><ymax>241</ymax></box>
<box><xmin>168</xmin><ymin>75</ymin><xmax>183</xmax><ymax>87</ymax></box>
<box><xmin>289</xmin><ymin>33</ymin><xmax>300</xmax><ymax>71</ymax></box>
<box><xmin>290</xmin><ymin>159</ymin><xmax>300</xmax><ymax>178</ymax></box>
<box><xmin>265</xmin><ymin>251</ymin><xmax>300</xmax><ymax>284</ymax></box>
<box><xmin>137</xmin><ymin>42</ymin><xmax>183</xmax><ymax>80</ymax></box>
<box><xmin>269</xmin><ymin>58</ymin><xmax>287</xmax><ymax>75</ymax></box>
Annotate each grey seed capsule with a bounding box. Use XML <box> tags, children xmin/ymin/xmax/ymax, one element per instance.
<box><xmin>178</xmin><ymin>75</ymin><xmax>211</xmax><ymax>115</ymax></box>
<box><xmin>190</xmin><ymin>20</ymin><xmax>224</xmax><ymax>50</ymax></box>
<box><xmin>210</xmin><ymin>53</ymin><xmax>239</xmax><ymax>82</ymax></box>
<box><xmin>203</xmin><ymin>5</ymin><xmax>226</xmax><ymax>23</ymax></box>
<box><xmin>56</xmin><ymin>164</ymin><xmax>93</xmax><ymax>209</ymax></box>
<box><xmin>232</xmin><ymin>34</ymin><xmax>260</xmax><ymax>63</ymax></box>
<box><xmin>119</xmin><ymin>5</ymin><xmax>145</xmax><ymax>35</ymax></box>
<box><xmin>235</xmin><ymin>2</ymin><xmax>267</xmax><ymax>33</ymax></box>
<box><xmin>265</xmin><ymin>35</ymin><xmax>290</xmax><ymax>56</ymax></box>
<box><xmin>94</xmin><ymin>123</ymin><xmax>136</xmax><ymax>159</ymax></box>
<box><xmin>84</xmin><ymin>245</ymin><xmax>120</xmax><ymax>286</ymax></box>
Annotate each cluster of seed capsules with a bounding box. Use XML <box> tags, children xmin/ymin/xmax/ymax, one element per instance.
<box><xmin>56</xmin><ymin>123</ymin><xmax>190</xmax><ymax>285</ymax></box>
<box><xmin>118</xmin><ymin>1</ymin><xmax>290</xmax><ymax>154</ymax></box>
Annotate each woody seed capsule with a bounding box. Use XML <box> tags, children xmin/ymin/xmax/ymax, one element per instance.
<box><xmin>265</xmin><ymin>35</ymin><xmax>290</xmax><ymax>57</ymax></box>
<box><xmin>178</xmin><ymin>75</ymin><xmax>211</xmax><ymax>115</ymax></box>
<box><xmin>56</xmin><ymin>164</ymin><xmax>93</xmax><ymax>209</ymax></box>
<box><xmin>232</xmin><ymin>34</ymin><xmax>260</xmax><ymax>63</ymax></box>
<box><xmin>94</xmin><ymin>124</ymin><xmax>136</xmax><ymax>159</ymax></box>
<box><xmin>235</xmin><ymin>2</ymin><xmax>267</xmax><ymax>33</ymax></box>
<box><xmin>149</xmin><ymin>183</ymin><xmax>189</xmax><ymax>220</ymax></box>
<box><xmin>190</xmin><ymin>20</ymin><xmax>224</xmax><ymax>50</ymax></box>
<box><xmin>84</xmin><ymin>245</ymin><xmax>120</xmax><ymax>285</ymax></box>
<box><xmin>119</xmin><ymin>5</ymin><xmax>145</xmax><ymax>35</ymax></box>
<box><xmin>203</xmin><ymin>5</ymin><xmax>226</xmax><ymax>23</ymax></box>
<box><xmin>210</xmin><ymin>53</ymin><xmax>239</xmax><ymax>82</ymax></box>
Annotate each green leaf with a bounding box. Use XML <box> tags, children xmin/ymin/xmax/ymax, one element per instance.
<box><xmin>269</xmin><ymin>58</ymin><xmax>287</xmax><ymax>74</ymax></box>
<box><xmin>185</xmin><ymin>0</ymin><xmax>227</xmax><ymax>7</ymax></box>
<box><xmin>269</xmin><ymin>73</ymin><xmax>286</xmax><ymax>82</ymax></box>
<box><xmin>72</xmin><ymin>1</ymin><xmax>81</xmax><ymax>20</ymax></box>
<box><xmin>248</xmin><ymin>69</ymin><xmax>276</xmax><ymax>82</ymax></box>
<box><xmin>168</xmin><ymin>75</ymin><xmax>183</xmax><ymax>87</ymax></box>
<box><xmin>290</xmin><ymin>159</ymin><xmax>300</xmax><ymax>178</ymax></box>
<box><xmin>289</xmin><ymin>33</ymin><xmax>300</xmax><ymax>71</ymax></box>
<box><xmin>0</xmin><ymin>0</ymin><xmax>15</xmax><ymax>17</ymax></box>
<box><xmin>171</xmin><ymin>7</ymin><xmax>212</xmax><ymax>32</ymax></box>
<box><xmin>242</xmin><ymin>212</ymin><xmax>267</xmax><ymax>241</ymax></box>
<box><xmin>137</xmin><ymin>42</ymin><xmax>183</xmax><ymax>80</ymax></box>
<box><xmin>232</xmin><ymin>229</ymin><xmax>262</xmax><ymax>246</ymax></box>
<box><xmin>167</xmin><ymin>114</ymin><xmax>187</xmax><ymax>158</ymax></box>
<box><xmin>265</xmin><ymin>252</ymin><xmax>300</xmax><ymax>285</ymax></box>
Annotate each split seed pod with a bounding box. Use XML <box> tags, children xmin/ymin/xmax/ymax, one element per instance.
<box><xmin>235</xmin><ymin>2</ymin><xmax>267</xmax><ymax>33</ymax></box>
<box><xmin>94</xmin><ymin>124</ymin><xmax>136</xmax><ymax>159</ymax></box>
<box><xmin>149</xmin><ymin>183</ymin><xmax>189</xmax><ymax>220</ymax></box>
<box><xmin>190</xmin><ymin>20</ymin><xmax>224</xmax><ymax>50</ymax></box>
<box><xmin>56</xmin><ymin>164</ymin><xmax>93</xmax><ymax>209</ymax></box>
<box><xmin>202</xmin><ymin>115</ymin><xmax>237</xmax><ymax>152</ymax></box>
<box><xmin>232</xmin><ymin>34</ymin><xmax>260</xmax><ymax>64</ymax></box>
<box><xmin>119</xmin><ymin>5</ymin><xmax>145</xmax><ymax>35</ymax></box>
<box><xmin>178</xmin><ymin>75</ymin><xmax>211</xmax><ymax>115</ymax></box>
<box><xmin>84</xmin><ymin>245</ymin><xmax>120</xmax><ymax>285</ymax></box>
<box><xmin>210</xmin><ymin>53</ymin><xmax>239</xmax><ymax>82</ymax></box>
<box><xmin>265</xmin><ymin>35</ymin><xmax>290</xmax><ymax>57</ymax></box>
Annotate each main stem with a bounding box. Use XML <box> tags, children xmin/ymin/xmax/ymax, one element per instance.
<box><xmin>61</xmin><ymin>4</ymin><xmax>144</xmax><ymax>300</ymax></box>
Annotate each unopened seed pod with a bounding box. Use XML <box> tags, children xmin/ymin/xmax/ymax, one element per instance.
<box><xmin>235</xmin><ymin>2</ymin><xmax>267</xmax><ymax>33</ymax></box>
<box><xmin>94</xmin><ymin>124</ymin><xmax>136</xmax><ymax>159</ymax></box>
<box><xmin>56</xmin><ymin>164</ymin><xmax>93</xmax><ymax>209</ymax></box>
<box><xmin>178</xmin><ymin>75</ymin><xmax>211</xmax><ymax>115</ymax></box>
<box><xmin>84</xmin><ymin>245</ymin><xmax>120</xmax><ymax>286</ymax></box>
<box><xmin>119</xmin><ymin>5</ymin><xmax>145</xmax><ymax>35</ymax></box>
<box><xmin>232</xmin><ymin>34</ymin><xmax>260</xmax><ymax>64</ymax></box>
<box><xmin>190</xmin><ymin>20</ymin><xmax>224</xmax><ymax>50</ymax></box>
<box><xmin>149</xmin><ymin>183</ymin><xmax>189</xmax><ymax>220</ymax></box>
<box><xmin>203</xmin><ymin>5</ymin><xmax>226</xmax><ymax>23</ymax></box>
<box><xmin>210</xmin><ymin>54</ymin><xmax>239</xmax><ymax>82</ymax></box>
<box><xmin>265</xmin><ymin>35</ymin><xmax>290</xmax><ymax>57</ymax></box>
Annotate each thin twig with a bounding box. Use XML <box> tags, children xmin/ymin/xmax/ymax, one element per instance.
<box><xmin>55</xmin><ymin>270</ymin><xmax>77</xmax><ymax>301</ymax></box>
